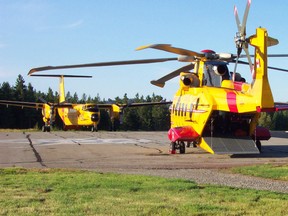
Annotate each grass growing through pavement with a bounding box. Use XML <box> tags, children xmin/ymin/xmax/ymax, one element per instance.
<box><xmin>232</xmin><ymin>164</ymin><xmax>288</xmax><ymax>181</ymax></box>
<box><xmin>0</xmin><ymin>168</ymin><xmax>287</xmax><ymax>216</ymax></box>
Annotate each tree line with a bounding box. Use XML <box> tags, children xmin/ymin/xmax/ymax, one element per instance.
<box><xmin>1</xmin><ymin>74</ymin><xmax>288</xmax><ymax>131</ymax></box>
<box><xmin>0</xmin><ymin>75</ymin><xmax>170</xmax><ymax>131</ymax></box>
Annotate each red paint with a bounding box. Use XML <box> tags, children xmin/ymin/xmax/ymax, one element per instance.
<box><xmin>227</xmin><ymin>92</ymin><xmax>238</xmax><ymax>112</ymax></box>
<box><xmin>255</xmin><ymin>126</ymin><xmax>271</xmax><ymax>141</ymax></box>
<box><xmin>233</xmin><ymin>81</ymin><xmax>243</xmax><ymax>91</ymax></box>
<box><xmin>168</xmin><ymin>126</ymin><xmax>199</xmax><ymax>142</ymax></box>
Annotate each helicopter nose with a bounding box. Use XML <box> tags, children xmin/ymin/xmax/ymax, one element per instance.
<box><xmin>91</xmin><ymin>113</ymin><xmax>99</xmax><ymax>122</ymax></box>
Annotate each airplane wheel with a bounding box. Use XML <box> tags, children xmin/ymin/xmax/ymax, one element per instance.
<box><xmin>179</xmin><ymin>141</ymin><xmax>185</xmax><ymax>154</ymax></box>
<box><xmin>169</xmin><ymin>142</ymin><xmax>176</xmax><ymax>154</ymax></box>
<box><xmin>91</xmin><ymin>127</ymin><xmax>98</xmax><ymax>132</ymax></box>
<box><xmin>256</xmin><ymin>140</ymin><xmax>262</xmax><ymax>152</ymax></box>
<box><xmin>42</xmin><ymin>126</ymin><xmax>50</xmax><ymax>132</ymax></box>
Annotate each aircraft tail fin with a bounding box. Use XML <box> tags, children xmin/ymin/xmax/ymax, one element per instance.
<box><xmin>249</xmin><ymin>28</ymin><xmax>275</xmax><ymax>110</ymax></box>
<box><xmin>30</xmin><ymin>74</ymin><xmax>92</xmax><ymax>103</ymax></box>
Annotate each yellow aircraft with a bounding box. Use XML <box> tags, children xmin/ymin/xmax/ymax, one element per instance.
<box><xmin>0</xmin><ymin>74</ymin><xmax>171</xmax><ymax>132</ymax></box>
<box><xmin>27</xmin><ymin>0</ymin><xmax>288</xmax><ymax>154</ymax></box>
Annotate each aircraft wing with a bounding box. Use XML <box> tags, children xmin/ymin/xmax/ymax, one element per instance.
<box><xmin>0</xmin><ymin>100</ymin><xmax>76</xmax><ymax>109</ymax></box>
<box><xmin>0</xmin><ymin>100</ymin><xmax>44</xmax><ymax>109</ymax></box>
<box><xmin>119</xmin><ymin>101</ymin><xmax>172</xmax><ymax>108</ymax></box>
<box><xmin>274</xmin><ymin>102</ymin><xmax>288</xmax><ymax>111</ymax></box>
<box><xmin>97</xmin><ymin>101</ymin><xmax>172</xmax><ymax>110</ymax></box>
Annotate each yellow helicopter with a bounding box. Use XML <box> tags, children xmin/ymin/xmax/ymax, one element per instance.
<box><xmin>27</xmin><ymin>0</ymin><xmax>288</xmax><ymax>154</ymax></box>
<box><xmin>0</xmin><ymin>74</ymin><xmax>171</xmax><ymax>132</ymax></box>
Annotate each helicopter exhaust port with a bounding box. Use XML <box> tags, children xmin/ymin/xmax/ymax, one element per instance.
<box><xmin>213</xmin><ymin>64</ymin><xmax>228</xmax><ymax>76</ymax></box>
<box><xmin>181</xmin><ymin>76</ymin><xmax>192</xmax><ymax>86</ymax></box>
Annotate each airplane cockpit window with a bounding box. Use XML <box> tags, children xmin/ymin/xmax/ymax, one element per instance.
<box><xmin>83</xmin><ymin>105</ymin><xmax>99</xmax><ymax>112</ymax></box>
<box><xmin>203</xmin><ymin>62</ymin><xmax>229</xmax><ymax>87</ymax></box>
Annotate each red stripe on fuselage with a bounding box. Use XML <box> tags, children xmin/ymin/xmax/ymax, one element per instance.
<box><xmin>227</xmin><ymin>92</ymin><xmax>238</xmax><ymax>112</ymax></box>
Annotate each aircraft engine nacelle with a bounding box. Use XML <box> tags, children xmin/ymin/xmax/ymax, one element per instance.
<box><xmin>91</xmin><ymin>113</ymin><xmax>100</xmax><ymax>122</ymax></box>
<box><xmin>180</xmin><ymin>72</ymin><xmax>200</xmax><ymax>90</ymax></box>
<box><xmin>212</xmin><ymin>64</ymin><xmax>228</xmax><ymax>76</ymax></box>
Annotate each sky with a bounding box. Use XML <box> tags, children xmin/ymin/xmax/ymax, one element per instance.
<box><xmin>1</xmin><ymin>0</ymin><xmax>288</xmax><ymax>102</ymax></box>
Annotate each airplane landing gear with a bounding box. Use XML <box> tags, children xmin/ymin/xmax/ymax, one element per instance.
<box><xmin>42</xmin><ymin>125</ymin><xmax>51</xmax><ymax>132</ymax></box>
<box><xmin>169</xmin><ymin>141</ymin><xmax>186</xmax><ymax>154</ymax></box>
<box><xmin>91</xmin><ymin>126</ymin><xmax>98</xmax><ymax>132</ymax></box>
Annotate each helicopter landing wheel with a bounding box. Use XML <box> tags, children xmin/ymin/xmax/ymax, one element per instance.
<box><xmin>169</xmin><ymin>142</ymin><xmax>176</xmax><ymax>154</ymax></box>
<box><xmin>179</xmin><ymin>141</ymin><xmax>186</xmax><ymax>154</ymax></box>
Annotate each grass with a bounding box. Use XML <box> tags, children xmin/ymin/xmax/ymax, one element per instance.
<box><xmin>0</xmin><ymin>168</ymin><xmax>287</xmax><ymax>215</ymax></box>
<box><xmin>231</xmin><ymin>164</ymin><xmax>288</xmax><ymax>181</ymax></box>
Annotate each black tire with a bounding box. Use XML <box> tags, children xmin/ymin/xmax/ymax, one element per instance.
<box><xmin>91</xmin><ymin>127</ymin><xmax>98</xmax><ymax>132</ymax></box>
<box><xmin>179</xmin><ymin>141</ymin><xmax>185</xmax><ymax>154</ymax></box>
<box><xmin>170</xmin><ymin>142</ymin><xmax>176</xmax><ymax>154</ymax></box>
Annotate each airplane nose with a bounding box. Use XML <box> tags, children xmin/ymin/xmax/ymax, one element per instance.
<box><xmin>91</xmin><ymin>113</ymin><xmax>99</xmax><ymax>122</ymax></box>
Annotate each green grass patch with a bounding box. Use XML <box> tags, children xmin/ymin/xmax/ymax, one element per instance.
<box><xmin>232</xmin><ymin>164</ymin><xmax>288</xmax><ymax>181</ymax></box>
<box><xmin>0</xmin><ymin>168</ymin><xmax>287</xmax><ymax>215</ymax></box>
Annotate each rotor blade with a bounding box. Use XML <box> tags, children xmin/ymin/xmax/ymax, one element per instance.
<box><xmin>151</xmin><ymin>64</ymin><xmax>194</xmax><ymax>88</ymax></box>
<box><xmin>243</xmin><ymin>46</ymin><xmax>254</xmax><ymax>77</ymax></box>
<box><xmin>240</xmin><ymin>54</ymin><xmax>288</xmax><ymax>58</ymax></box>
<box><xmin>234</xmin><ymin>5</ymin><xmax>241</xmax><ymax>32</ymax></box>
<box><xmin>236</xmin><ymin>60</ymin><xmax>288</xmax><ymax>72</ymax></box>
<box><xmin>232</xmin><ymin>56</ymin><xmax>239</xmax><ymax>81</ymax></box>
<box><xmin>241</xmin><ymin>0</ymin><xmax>251</xmax><ymax>35</ymax></box>
<box><xmin>28</xmin><ymin>57</ymin><xmax>178</xmax><ymax>75</ymax></box>
<box><xmin>31</xmin><ymin>74</ymin><xmax>92</xmax><ymax>78</ymax></box>
<box><xmin>136</xmin><ymin>44</ymin><xmax>205</xmax><ymax>58</ymax></box>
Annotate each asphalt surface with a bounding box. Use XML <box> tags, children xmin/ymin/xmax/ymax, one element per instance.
<box><xmin>0</xmin><ymin>131</ymin><xmax>287</xmax><ymax>193</ymax></box>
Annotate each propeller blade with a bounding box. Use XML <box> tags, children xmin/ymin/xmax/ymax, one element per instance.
<box><xmin>241</xmin><ymin>0</ymin><xmax>251</xmax><ymax>35</ymax></box>
<box><xmin>151</xmin><ymin>64</ymin><xmax>194</xmax><ymax>88</ymax></box>
<box><xmin>28</xmin><ymin>58</ymin><xmax>178</xmax><ymax>75</ymax></box>
<box><xmin>243</xmin><ymin>46</ymin><xmax>254</xmax><ymax>77</ymax></box>
<box><xmin>232</xmin><ymin>56</ymin><xmax>239</xmax><ymax>81</ymax></box>
<box><xmin>136</xmin><ymin>44</ymin><xmax>205</xmax><ymax>58</ymax></box>
<box><xmin>234</xmin><ymin>6</ymin><xmax>241</xmax><ymax>32</ymax></box>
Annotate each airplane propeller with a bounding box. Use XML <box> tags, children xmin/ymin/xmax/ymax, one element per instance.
<box><xmin>233</xmin><ymin>0</ymin><xmax>253</xmax><ymax>81</ymax></box>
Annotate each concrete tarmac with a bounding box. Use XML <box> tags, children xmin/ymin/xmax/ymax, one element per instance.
<box><xmin>0</xmin><ymin>130</ymin><xmax>287</xmax><ymax>170</ymax></box>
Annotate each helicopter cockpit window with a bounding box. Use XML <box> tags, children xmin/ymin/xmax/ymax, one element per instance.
<box><xmin>203</xmin><ymin>63</ymin><xmax>229</xmax><ymax>87</ymax></box>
